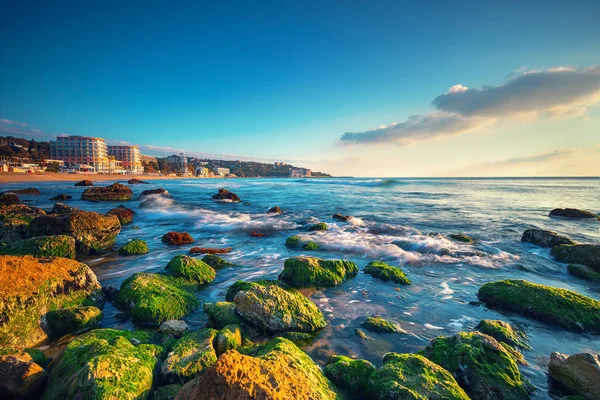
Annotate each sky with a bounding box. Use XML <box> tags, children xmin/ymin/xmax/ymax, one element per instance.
<box><xmin>1</xmin><ymin>0</ymin><xmax>599</xmax><ymax>177</ymax></box>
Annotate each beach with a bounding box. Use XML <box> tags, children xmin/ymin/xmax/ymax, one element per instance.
<box><xmin>0</xmin><ymin>172</ymin><xmax>207</xmax><ymax>184</ymax></box>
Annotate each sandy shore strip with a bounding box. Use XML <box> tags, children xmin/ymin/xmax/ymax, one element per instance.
<box><xmin>0</xmin><ymin>172</ymin><xmax>213</xmax><ymax>184</ymax></box>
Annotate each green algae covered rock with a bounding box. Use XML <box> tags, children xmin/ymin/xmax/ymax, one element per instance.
<box><xmin>552</xmin><ymin>244</ymin><xmax>600</xmax><ymax>272</ymax></box>
<box><xmin>233</xmin><ymin>283</ymin><xmax>326</xmax><ymax>332</ymax></box>
<box><xmin>42</xmin><ymin>329</ymin><xmax>162</xmax><ymax>400</ymax></box>
<box><xmin>200</xmin><ymin>254</ymin><xmax>235</xmax><ymax>269</ymax></box>
<box><xmin>115</xmin><ymin>273</ymin><xmax>199</xmax><ymax>325</ymax></box>
<box><xmin>304</xmin><ymin>241</ymin><xmax>319</xmax><ymax>250</ymax></box>
<box><xmin>119</xmin><ymin>239</ymin><xmax>149</xmax><ymax>255</ymax></box>
<box><xmin>0</xmin><ymin>235</ymin><xmax>76</xmax><ymax>258</ymax></box>
<box><xmin>369</xmin><ymin>353</ymin><xmax>470</xmax><ymax>400</ymax></box>
<box><xmin>476</xmin><ymin>319</ymin><xmax>531</xmax><ymax>350</ymax></box>
<box><xmin>421</xmin><ymin>331</ymin><xmax>530</xmax><ymax>400</ymax></box>
<box><xmin>285</xmin><ymin>235</ymin><xmax>320</xmax><ymax>250</ymax></box>
<box><xmin>273</xmin><ymin>331</ymin><xmax>316</xmax><ymax>347</ymax></box>
<box><xmin>308</xmin><ymin>222</ymin><xmax>328</xmax><ymax>231</ymax></box>
<box><xmin>160</xmin><ymin>328</ymin><xmax>217</xmax><ymax>384</ymax></box>
<box><xmin>285</xmin><ymin>235</ymin><xmax>301</xmax><ymax>247</ymax></box>
<box><xmin>477</xmin><ymin>279</ymin><xmax>600</xmax><ymax>332</ymax></box>
<box><xmin>568</xmin><ymin>263</ymin><xmax>600</xmax><ymax>282</ymax></box>
<box><xmin>324</xmin><ymin>355</ymin><xmax>376</xmax><ymax>397</ymax></box>
<box><xmin>46</xmin><ymin>306</ymin><xmax>102</xmax><ymax>337</ymax></box>
<box><xmin>362</xmin><ymin>316</ymin><xmax>406</xmax><ymax>334</ymax></box>
<box><xmin>165</xmin><ymin>255</ymin><xmax>215</xmax><ymax>285</ymax></box>
<box><xmin>215</xmin><ymin>324</ymin><xmax>242</xmax><ymax>355</ymax></box>
<box><xmin>225</xmin><ymin>279</ymin><xmax>282</xmax><ymax>302</ymax></box>
<box><xmin>279</xmin><ymin>256</ymin><xmax>358</xmax><ymax>287</ymax></box>
<box><xmin>521</xmin><ymin>229</ymin><xmax>575</xmax><ymax>248</ymax></box>
<box><xmin>448</xmin><ymin>233</ymin><xmax>474</xmax><ymax>244</ymax></box>
<box><xmin>364</xmin><ymin>260</ymin><xmax>411</xmax><ymax>285</ymax></box>
<box><xmin>152</xmin><ymin>384</ymin><xmax>182</xmax><ymax>400</ymax></box>
<box><xmin>24</xmin><ymin>348</ymin><xmax>47</xmax><ymax>367</ymax></box>
<box><xmin>203</xmin><ymin>302</ymin><xmax>242</xmax><ymax>329</ymax></box>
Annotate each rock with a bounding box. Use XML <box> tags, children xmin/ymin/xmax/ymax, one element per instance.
<box><xmin>285</xmin><ymin>235</ymin><xmax>320</xmax><ymax>251</ymax></box>
<box><xmin>158</xmin><ymin>320</ymin><xmax>189</xmax><ymax>338</ymax></box>
<box><xmin>102</xmin><ymin>284</ymin><xmax>119</xmax><ymax>301</ymax></box>
<box><xmin>448</xmin><ymin>233</ymin><xmax>474</xmax><ymax>243</ymax></box>
<box><xmin>307</xmin><ymin>222</ymin><xmax>327</xmax><ymax>231</ymax></box>
<box><xmin>107</xmin><ymin>205</ymin><xmax>135</xmax><ymax>224</ymax></box>
<box><xmin>201</xmin><ymin>254</ymin><xmax>235</xmax><ymax>269</ymax></box>
<box><xmin>3</xmin><ymin>188</ymin><xmax>40</xmax><ymax>196</ymax></box>
<box><xmin>521</xmin><ymin>229</ymin><xmax>575</xmax><ymax>248</ymax></box>
<box><xmin>233</xmin><ymin>283</ymin><xmax>326</xmax><ymax>332</ymax></box>
<box><xmin>279</xmin><ymin>256</ymin><xmax>358</xmax><ymax>287</ymax></box>
<box><xmin>119</xmin><ymin>239</ymin><xmax>150</xmax><ymax>255</ymax></box>
<box><xmin>211</xmin><ymin>188</ymin><xmax>241</xmax><ymax>202</ymax></box>
<box><xmin>175</xmin><ymin>337</ymin><xmax>339</xmax><ymax>400</ymax></box>
<box><xmin>152</xmin><ymin>384</ymin><xmax>182</xmax><ymax>400</ymax></box>
<box><xmin>140</xmin><ymin>188</ymin><xmax>168</xmax><ymax>197</ymax></box>
<box><xmin>550</xmin><ymin>208</ymin><xmax>599</xmax><ymax>220</ymax></box>
<box><xmin>189</xmin><ymin>247</ymin><xmax>232</xmax><ymax>254</ymax></box>
<box><xmin>0</xmin><ymin>352</ymin><xmax>47</xmax><ymax>400</ymax></box>
<box><xmin>548</xmin><ymin>352</ymin><xmax>600</xmax><ymax>400</ymax></box>
<box><xmin>361</xmin><ymin>316</ymin><xmax>406</xmax><ymax>334</ymax></box>
<box><xmin>369</xmin><ymin>353</ymin><xmax>469</xmax><ymax>400</ymax></box>
<box><xmin>74</xmin><ymin>180</ymin><xmax>93</xmax><ymax>186</ymax></box>
<box><xmin>364</xmin><ymin>260</ymin><xmax>411</xmax><ymax>285</ymax></box>
<box><xmin>43</xmin><ymin>329</ymin><xmax>162</xmax><ymax>400</ymax></box>
<box><xmin>128</xmin><ymin>178</ymin><xmax>149</xmax><ymax>184</ymax></box>
<box><xmin>0</xmin><ymin>204</ymin><xmax>46</xmax><ymax>223</ymax></box>
<box><xmin>324</xmin><ymin>355</ymin><xmax>376</xmax><ymax>397</ymax></box>
<box><xmin>161</xmin><ymin>328</ymin><xmax>218</xmax><ymax>384</ymax></box>
<box><xmin>162</xmin><ymin>232</ymin><xmax>194</xmax><ymax>245</ymax></box>
<box><xmin>0</xmin><ymin>193</ymin><xmax>20</xmax><ymax>206</ymax></box>
<box><xmin>0</xmin><ymin>255</ymin><xmax>102</xmax><ymax>349</ymax></box>
<box><xmin>28</xmin><ymin>211</ymin><xmax>121</xmax><ymax>254</ymax></box>
<box><xmin>82</xmin><ymin>182</ymin><xmax>133</xmax><ymax>201</ymax></box>
<box><xmin>49</xmin><ymin>194</ymin><xmax>72</xmax><ymax>201</ymax></box>
<box><xmin>50</xmin><ymin>203</ymin><xmax>80</xmax><ymax>214</ymax></box>
<box><xmin>0</xmin><ymin>218</ymin><xmax>28</xmax><ymax>242</ymax></box>
<box><xmin>478</xmin><ymin>279</ymin><xmax>600</xmax><ymax>332</ymax></box>
<box><xmin>475</xmin><ymin>319</ymin><xmax>531</xmax><ymax>350</ymax></box>
<box><xmin>421</xmin><ymin>331</ymin><xmax>530</xmax><ymax>400</ymax></box>
<box><xmin>332</xmin><ymin>213</ymin><xmax>351</xmax><ymax>222</ymax></box>
<box><xmin>115</xmin><ymin>273</ymin><xmax>199</xmax><ymax>325</ymax></box>
<box><xmin>225</xmin><ymin>279</ymin><xmax>282</xmax><ymax>302</ymax></box>
<box><xmin>215</xmin><ymin>324</ymin><xmax>242</xmax><ymax>355</ymax></box>
<box><xmin>249</xmin><ymin>231</ymin><xmax>268</xmax><ymax>238</ymax></box>
<box><xmin>0</xmin><ymin>235</ymin><xmax>76</xmax><ymax>258</ymax></box>
<box><xmin>568</xmin><ymin>264</ymin><xmax>600</xmax><ymax>282</ymax></box>
<box><xmin>46</xmin><ymin>306</ymin><xmax>103</xmax><ymax>336</ymax></box>
<box><xmin>273</xmin><ymin>331</ymin><xmax>316</xmax><ymax>347</ymax></box>
<box><xmin>166</xmin><ymin>255</ymin><xmax>216</xmax><ymax>285</ymax></box>
<box><xmin>268</xmin><ymin>206</ymin><xmax>282</xmax><ymax>213</ymax></box>
<box><xmin>552</xmin><ymin>244</ymin><xmax>600</xmax><ymax>272</ymax></box>
<box><xmin>203</xmin><ymin>302</ymin><xmax>243</xmax><ymax>329</ymax></box>
<box><xmin>23</xmin><ymin>348</ymin><xmax>47</xmax><ymax>367</ymax></box>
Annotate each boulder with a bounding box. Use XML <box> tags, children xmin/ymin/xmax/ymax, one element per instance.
<box><xmin>552</xmin><ymin>244</ymin><xmax>600</xmax><ymax>272</ymax></box>
<box><xmin>201</xmin><ymin>254</ymin><xmax>235</xmax><ymax>269</ymax></box>
<box><xmin>273</xmin><ymin>331</ymin><xmax>316</xmax><ymax>348</ymax></box>
<box><xmin>478</xmin><ymin>279</ymin><xmax>600</xmax><ymax>332</ymax></box>
<box><xmin>175</xmin><ymin>338</ymin><xmax>339</xmax><ymax>400</ymax></box>
<box><xmin>361</xmin><ymin>316</ymin><xmax>406</xmax><ymax>334</ymax></box>
<box><xmin>421</xmin><ymin>331</ymin><xmax>530</xmax><ymax>400</ymax></box>
<box><xmin>161</xmin><ymin>328</ymin><xmax>218</xmax><ymax>384</ymax></box>
<box><xmin>233</xmin><ymin>283</ymin><xmax>326</xmax><ymax>332</ymax></box>
<box><xmin>42</xmin><ymin>329</ymin><xmax>162</xmax><ymax>400</ymax></box>
<box><xmin>521</xmin><ymin>229</ymin><xmax>575</xmax><ymax>248</ymax></box>
<box><xmin>128</xmin><ymin>178</ymin><xmax>149</xmax><ymax>184</ymax></box>
<box><xmin>0</xmin><ymin>235</ymin><xmax>76</xmax><ymax>259</ymax></box>
<box><xmin>203</xmin><ymin>302</ymin><xmax>243</xmax><ymax>329</ymax></box>
<box><xmin>140</xmin><ymin>188</ymin><xmax>168</xmax><ymax>197</ymax></box>
<box><xmin>82</xmin><ymin>182</ymin><xmax>132</xmax><ymax>201</ymax></box>
<box><xmin>0</xmin><ymin>204</ymin><xmax>46</xmax><ymax>222</ymax></box>
<box><xmin>332</xmin><ymin>213</ymin><xmax>351</xmax><ymax>222</ymax></box>
<box><xmin>166</xmin><ymin>255</ymin><xmax>215</xmax><ymax>285</ymax></box>
<box><xmin>225</xmin><ymin>279</ymin><xmax>282</xmax><ymax>302</ymax></box>
<box><xmin>74</xmin><ymin>180</ymin><xmax>93</xmax><ymax>186</ymax></box>
<box><xmin>285</xmin><ymin>235</ymin><xmax>320</xmax><ymax>251</ymax></box>
<box><xmin>28</xmin><ymin>211</ymin><xmax>121</xmax><ymax>254</ymax></box>
<box><xmin>364</xmin><ymin>260</ymin><xmax>411</xmax><ymax>285</ymax></box>
<box><xmin>548</xmin><ymin>352</ymin><xmax>600</xmax><ymax>400</ymax></box>
<box><xmin>0</xmin><ymin>218</ymin><xmax>29</xmax><ymax>243</ymax></box>
<box><xmin>0</xmin><ymin>255</ymin><xmax>102</xmax><ymax>349</ymax></box>
<box><xmin>162</xmin><ymin>232</ymin><xmax>194</xmax><ymax>245</ymax></box>
<box><xmin>568</xmin><ymin>264</ymin><xmax>600</xmax><ymax>282</ymax></box>
<box><xmin>50</xmin><ymin>203</ymin><xmax>80</xmax><ymax>214</ymax></box>
<box><xmin>268</xmin><ymin>206</ymin><xmax>282</xmax><ymax>213</ymax></box>
<box><xmin>211</xmin><ymin>188</ymin><xmax>241</xmax><ymax>203</ymax></box>
<box><xmin>475</xmin><ymin>319</ymin><xmax>531</xmax><ymax>350</ymax></box>
<box><xmin>107</xmin><ymin>205</ymin><xmax>135</xmax><ymax>224</ymax></box>
<box><xmin>152</xmin><ymin>384</ymin><xmax>182</xmax><ymax>400</ymax></box>
<box><xmin>45</xmin><ymin>306</ymin><xmax>102</xmax><ymax>337</ymax></box>
<box><xmin>102</xmin><ymin>284</ymin><xmax>119</xmax><ymax>301</ymax></box>
<box><xmin>324</xmin><ymin>355</ymin><xmax>375</xmax><ymax>397</ymax></box>
<box><xmin>3</xmin><ymin>188</ymin><xmax>40</xmax><ymax>196</ymax></box>
<box><xmin>215</xmin><ymin>324</ymin><xmax>242</xmax><ymax>355</ymax></box>
<box><xmin>119</xmin><ymin>239</ymin><xmax>150</xmax><ymax>255</ymax></box>
<box><xmin>0</xmin><ymin>352</ymin><xmax>47</xmax><ymax>400</ymax></box>
<box><xmin>158</xmin><ymin>320</ymin><xmax>189</xmax><ymax>338</ymax></box>
<box><xmin>448</xmin><ymin>233</ymin><xmax>474</xmax><ymax>243</ymax></box>
<box><xmin>0</xmin><ymin>193</ymin><xmax>20</xmax><ymax>206</ymax></box>
<box><xmin>307</xmin><ymin>222</ymin><xmax>327</xmax><ymax>231</ymax></box>
<box><xmin>550</xmin><ymin>208</ymin><xmax>599</xmax><ymax>220</ymax></box>
<box><xmin>49</xmin><ymin>194</ymin><xmax>72</xmax><ymax>201</ymax></box>
<box><xmin>279</xmin><ymin>256</ymin><xmax>358</xmax><ymax>287</ymax></box>
<box><xmin>189</xmin><ymin>247</ymin><xmax>232</xmax><ymax>254</ymax></box>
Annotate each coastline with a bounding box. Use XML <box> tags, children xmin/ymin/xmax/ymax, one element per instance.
<box><xmin>0</xmin><ymin>172</ymin><xmax>204</xmax><ymax>184</ymax></box>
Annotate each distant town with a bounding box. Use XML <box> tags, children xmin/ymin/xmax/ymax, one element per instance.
<box><xmin>0</xmin><ymin>135</ymin><xmax>330</xmax><ymax>178</ymax></box>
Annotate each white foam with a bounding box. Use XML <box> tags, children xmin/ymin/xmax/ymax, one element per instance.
<box><xmin>424</xmin><ymin>323</ymin><xmax>444</xmax><ymax>330</ymax></box>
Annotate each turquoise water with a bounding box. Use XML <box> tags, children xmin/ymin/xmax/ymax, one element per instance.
<box><xmin>5</xmin><ymin>177</ymin><xmax>600</xmax><ymax>398</ymax></box>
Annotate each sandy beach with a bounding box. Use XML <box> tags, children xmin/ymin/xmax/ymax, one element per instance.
<box><xmin>0</xmin><ymin>172</ymin><xmax>209</xmax><ymax>184</ymax></box>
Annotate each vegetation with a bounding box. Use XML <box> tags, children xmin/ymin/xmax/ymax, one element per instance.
<box><xmin>364</xmin><ymin>260</ymin><xmax>411</xmax><ymax>285</ymax></box>
<box><xmin>165</xmin><ymin>255</ymin><xmax>216</xmax><ymax>285</ymax></box>
<box><xmin>46</xmin><ymin>306</ymin><xmax>102</xmax><ymax>336</ymax></box>
<box><xmin>279</xmin><ymin>256</ymin><xmax>358</xmax><ymax>287</ymax></box>
<box><xmin>201</xmin><ymin>254</ymin><xmax>236</xmax><ymax>269</ymax></box>
<box><xmin>225</xmin><ymin>279</ymin><xmax>282</xmax><ymax>302</ymax></box>
<box><xmin>203</xmin><ymin>302</ymin><xmax>242</xmax><ymax>329</ymax></box>
<box><xmin>324</xmin><ymin>355</ymin><xmax>376</xmax><ymax>397</ymax></box>
<box><xmin>0</xmin><ymin>235</ymin><xmax>76</xmax><ymax>258</ymax></box>
<box><xmin>475</xmin><ymin>319</ymin><xmax>531</xmax><ymax>350</ymax></box>
<box><xmin>118</xmin><ymin>239</ymin><xmax>149</xmax><ymax>255</ymax></box>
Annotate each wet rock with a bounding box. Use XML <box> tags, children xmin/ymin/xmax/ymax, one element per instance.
<box><xmin>175</xmin><ymin>337</ymin><xmax>339</xmax><ymax>400</ymax></box>
<box><xmin>161</xmin><ymin>328</ymin><xmax>217</xmax><ymax>384</ymax></box>
<box><xmin>166</xmin><ymin>255</ymin><xmax>215</xmax><ymax>285</ymax></box>
<box><xmin>421</xmin><ymin>331</ymin><xmax>530</xmax><ymax>400</ymax></box>
<box><xmin>324</xmin><ymin>355</ymin><xmax>375</xmax><ymax>397</ymax></box>
<box><xmin>568</xmin><ymin>264</ymin><xmax>600</xmax><ymax>282</ymax></box>
<box><xmin>552</xmin><ymin>244</ymin><xmax>600</xmax><ymax>272</ymax></box>
<box><xmin>0</xmin><ymin>235</ymin><xmax>76</xmax><ymax>258</ymax></box>
<box><xmin>0</xmin><ymin>192</ymin><xmax>20</xmax><ymax>206</ymax></box>
<box><xmin>46</xmin><ymin>306</ymin><xmax>103</xmax><ymax>337</ymax></box>
<box><xmin>0</xmin><ymin>255</ymin><xmax>102</xmax><ymax>349</ymax></box>
<box><xmin>162</xmin><ymin>231</ymin><xmax>194</xmax><ymax>245</ymax></box>
<box><xmin>49</xmin><ymin>194</ymin><xmax>72</xmax><ymax>201</ymax></box>
<box><xmin>43</xmin><ymin>329</ymin><xmax>162</xmax><ymax>400</ymax></box>
<box><xmin>279</xmin><ymin>256</ymin><xmax>358</xmax><ymax>287</ymax></box>
<box><xmin>307</xmin><ymin>222</ymin><xmax>328</xmax><ymax>231</ymax></box>
<box><xmin>332</xmin><ymin>213</ymin><xmax>351</xmax><ymax>222</ymax></box>
<box><xmin>0</xmin><ymin>352</ymin><xmax>47</xmax><ymax>400</ymax></box>
<box><xmin>448</xmin><ymin>233</ymin><xmax>474</xmax><ymax>243</ymax></box>
<box><xmin>82</xmin><ymin>182</ymin><xmax>133</xmax><ymax>201</ymax></box>
<box><xmin>521</xmin><ymin>229</ymin><xmax>575</xmax><ymax>248</ymax></box>
<box><xmin>211</xmin><ymin>188</ymin><xmax>241</xmax><ymax>202</ymax></box>
<box><xmin>268</xmin><ymin>206</ymin><xmax>282</xmax><ymax>213</ymax></box>
<box><xmin>158</xmin><ymin>320</ymin><xmax>189</xmax><ymax>338</ymax></box>
<box><xmin>23</xmin><ymin>349</ymin><xmax>47</xmax><ymax>368</ymax></box>
<box><xmin>285</xmin><ymin>235</ymin><xmax>320</xmax><ymax>251</ymax></box>
<box><xmin>152</xmin><ymin>384</ymin><xmax>182</xmax><ymax>400</ymax></box>
<box><xmin>119</xmin><ymin>239</ymin><xmax>150</xmax><ymax>255</ymax></box>
<box><xmin>550</xmin><ymin>208</ymin><xmax>599</xmax><ymax>220</ymax></box>
<box><xmin>3</xmin><ymin>188</ymin><xmax>40</xmax><ymax>196</ymax></box>
<box><xmin>548</xmin><ymin>352</ymin><xmax>600</xmax><ymax>400</ymax></box>
<box><xmin>364</xmin><ymin>260</ymin><xmax>411</xmax><ymax>285</ymax></box>
<box><xmin>102</xmin><ymin>284</ymin><xmax>119</xmax><ymax>301</ymax></box>
<box><xmin>189</xmin><ymin>246</ymin><xmax>231</xmax><ymax>254</ymax></box>
<box><xmin>233</xmin><ymin>283</ymin><xmax>326</xmax><ymax>332</ymax></box>
<box><xmin>128</xmin><ymin>178</ymin><xmax>149</xmax><ymax>184</ymax></box>
<box><xmin>225</xmin><ymin>279</ymin><xmax>282</xmax><ymax>302</ymax></box>
<box><xmin>201</xmin><ymin>254</ymin><xmax>236</xmax><ymax>269</ymax></box>
<box><xmin>273</xmin><ymin>331</ymin><xmax>316</xmax><ymax>348</ymax></box>
<box><xmin>361</xmin><ymin>316</ymin><xmax>406</xmax><ymax>334</ymax></box>
<box><xmin>203</xmin><ymin>302</ymin><xmax>243</xmax><ymax>329</ymax></box>
<box><xmin>475</xmin><ymin>319</ymin><xmax>531</xmax><ymax>350</ymax></box>
<box><xmin>0</xmin><ymin>204</ymin><xmax>46</xmax><ymax>223</ymax></box>
<box><xmin>215</xmin><ymin>324</ymin><xmax>242</xmax><ymax>355</ymax></box>
<box><xmin>107</xmin><ymin>205</ymin><xmax>135</xmax><ymax>224</ymax></box>
<box><xmin>140</xmin><ymin>188</ymin><xmax>168</xmax><ymax>198</ymax></box>
<box><xmin>74</xmin><ymin>180</ymin><xmax>93</xmax><ymax>186</ymax></box>
<box><xmin>50</xmin><ymin>203</ymin><xmax>80</xmax><ymax>214</ymax></box>
<box><xmin>0</xmin><ymin>218</ymin><xmax>28</xmax><ymax>242</ymax></box>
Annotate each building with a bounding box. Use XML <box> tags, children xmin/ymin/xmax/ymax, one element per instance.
<box><xmin>289</xmin><ymin>168</ymin><xmax>311</xmax><ymax>177</ymax></box>
<box><xmin>213</xmin><ymin>167</ymin><xmax>230</xmax><ymax>176</ymax></box>
<box><xmin>108</xmin><ymin>145</ymin><xmax>143</xmax><ymax>174</ymax></box>
<box><xmin>195</xmin><ymin>167</ymin><xmax>210</xmax><ymax>176</ymax></box>
<box><xmin>50</xmin><ymin>135</ymin><xmax>109</xmax><ymax>173</ymax></box>
<box><xmin>166</xmin><ymin>153</ymin><xmax>188</xmax><ymax>175</ymax></box>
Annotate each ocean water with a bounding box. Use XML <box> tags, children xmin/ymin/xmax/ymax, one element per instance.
<box><xmin>5</xmin><ymin>177</ymin><xmax>600</xmax><ymax>398</ymax></box>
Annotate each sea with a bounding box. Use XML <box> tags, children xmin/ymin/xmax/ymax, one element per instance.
<box><xmin>4</xmin><ymin>177</ymin><xmax>600</xmax><ymax>398</ymax></box>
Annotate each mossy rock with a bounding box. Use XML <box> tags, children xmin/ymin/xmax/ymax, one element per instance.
<box><xmin>307</xmin><ymin>222</ymin><xmax>328</xmax><ymax>231</ymax></box>
<box><xmin>160</xmin><ymin>328</ymin><xmax>218</xmax><ymax>384</ymax></box>
<box><xmin>106</xmin><ymin>205</ymin><xmax>134</xmax><ymax>225</ymax></box>
<box><xmin>233</xmin><ymin>283</ymin><xmax>327</xmax><ymax>332</ymax></box>
<box><xmin>368</xmin><ymin>353</ymin><xmax>470</xmax><ymax>400</ymax></box>
<box><xmin>285</xmin><ymin>235</ymin><xmax>301</xmax><ymax>247</ymax></box>
<box><xmin>225</xmin><ymin>279</ymin><xmax>282</xmax><ymax>302</ymax></box>
<box><xmin>448</xmin><ymin>233</ymin><xmax>474</xmax><ymax>243</ymax></box>
<box><xmin>279</xmin><ymin>256</ymin><xmax>358</xmax><ymax>287</ymax></box>
<box><xmin>81</xmin><ymin>182</ymin><xmax>133</xmax><ymax>201</ymax></box>
<box><xmin>285</xmin><ymin>235</ymin><xmax>319</xmax><ymax>250</ymax></box>
<box><xmin>119</xmin><ymin>239</ymin><xmax>149</xmax><ymax>255</ymax></box>
<box><xmin>364</xmin><ymin>260</ymin><xmax>411</xmax><ymax>285</ymax></box>
<box><xmin>42</xmin><ymin>329</ymin><xmax>162</xmax><ymax>400</ymax></box>
<box><xmin>0</xmin><ymin>235</ymin><xmax>76</xmax><ymax>258</ymax></box>
<box><xmin>477</xmin><ymin>279</ymin><xmax>600</xmax><ymax>332</ymax></box>
<box><xmin>568</xmin><ymin>264</ymin><xmax>600</xmax><ymax>282</ymax></box>
<box><xmin>24</xmin><ymin>348</ymin><xmax>47</xmax><ymax>367</ymax></box>
<box><xmin>201</xmin><ymin>254</ymin><xmax>235</xmax><ymax>269</ymax></box>
<box><xmin>115</xmin><ymin>273</ymin><xmax>199</xmax><ymax>325</ymax></box>
<box><xmin>46</xmin><ymin>306</ymin><xmax>102</xmax><ymax>337</ymax></box>
<box><xmin>151</xmin><ymin>384</ymin><xmax>182</xmax><ymax>400</ymax></box>
<box><xmin>324</xmin><ymin>355</ymin><xmax>376</xmax><ymax>397</ymax></box>
<box><xmin>521</xmin><ymin>229</ymin><xmax>575</xmax><ymax>248</ymax></box>
<box><xmin>361</xmin><ymin>316</ymin><xmax>406</xmax><ymax>334</ymax></box>
<box><xmin>476</xmin><ymin>320</ymin><xmax>531</xmax><ymax>350</ymax></box>
<box><xmin>420</xmin><ymin>331</ymin><xmax>530</xmax><ymax>400</ymax></box>
<box><xmin>552</xmin><ymin>244</ymin><xmax>600</xmax><ymax>272</ymax></box>
<box><xmin>304</xmin><ymin>241</ymin><xmax>319</xmax><ymax>250</ymax></box>
<box><xmin>215</xmin><ymin>324</ymin><xmax>242</xmax><ymax>355</ymax></box>
<box><xmin>273</xmin><ymin>331</ymin><xmax>317</xmax><ymax>348</ymax></box>
<box><xmin>165</xmin><ymin>255</ymin><xmax>216</xmax><ymax>285</ymax></box>
<box><xmin>203</xmin><ymin>302</ymin><xmax>242</xmax><ymax>329</ymax></box>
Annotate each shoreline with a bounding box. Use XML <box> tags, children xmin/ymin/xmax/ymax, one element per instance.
<box><xmin>0</xmin><ymin>172</ymin><xmax>205</xmax><ymax>184</ymax></box>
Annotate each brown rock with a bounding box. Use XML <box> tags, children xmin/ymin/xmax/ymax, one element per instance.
<box><xmin>0</xmin><ymin>193</ymin><xmax>20</xmax><ymax>206</ymax></box>
<box><xmin>211</xmin><ymin>188</ymin><xmax>241</xmax><ymax>203</ymax></box>
<box><xmin>128</xmin><ymin>178</ymin><xmax>149</xmax><ymax>184</ymax></box>
<box><xmin>162</xmin><ymin>232</ymin><xmax>194</xmax><ymax>245</ymax></box>
<box><xmin>268</xmin><ymin>206</ymin><xmax>282</xmax><ymax>214</ymax></box>
<box><xmin>521</xmin><ymin>229</ymin><xmax>575</xmax><ymax>248</ymax></box>
<box><xmin>106</xmin><ymin>205</ymin><xmax>134</xmax><ymax>225</ymax></box>
<box><xmin>81</xmin><ymin>183</ymin><xmax>132</xmax><ymax>201</ymax></box>
<box><xmin>189</xmin><ymin>247</ymin><xmax>232</xmax><ymax>254</ymax></box>
<box><xmin>74</xmin><ymin>180</ymin><xmax>93</xmax><ymax>186</ymax></box>
<box><xmin>549</xmin><ymin>208</ymin><xmax>599</xmax><ymax>220</ymax></box>
<box><xmin>2</xmin><ymin>188</ymin><xmax>40</xmax><ymax>196</ymax></box>
<box><xmin>49</xmin><ymin>194</ymin><xmax>72</xmax><ymax>201</ymax></box>
<box><xmin>0</xmin><ymin>352</ymin><xmax>47</xmax><ymax>399</ymax></box>
<box><xmin>140</xmin><ymin>188</ymin><xmax>168</xmax><ymax>197</ymax></box>
<box><xmin>549</xmin><ymin>352</ymin><xmax>600</xmax><ymax>399</ymax></box>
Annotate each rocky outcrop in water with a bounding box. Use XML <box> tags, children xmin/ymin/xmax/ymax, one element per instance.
<box><xmin>49</xmin><ymin>194</ymin><xmax>72</xmax><ymax>201</ymax></box>
<box><xmin>74</xmin><ymin>180</ymin><xmax>93</xmax><ymax>186</ymax></box>
<box><xmin>50</xmin><ymin>203</ymin><xmax>80</xmax><ymax>214</ymax></box>
<box><xmin>361</xmin><ymin>316</ymin><xmax>406</xmax><ymax>334</ymax></box>
<box><xmin>203</xmin><ymin>302</ymin><xmax>243</xmax><ymax>329</ymax></box>
<box><xmin>549</xmin><ymin>208</ymin><xmax>599</xmax><ymax>220</ymax></box>
<box><xmin>81</xmin><ymin>182</ymin><xmax>132</xmax><ymax>201</ymax></box>
<box><xmin>548</xmin><ymin>352</ymin><xmax>600</xmax><ymax>400</ymax></box>
<box><xmin>128</xmin><ymin>178</ymin><xmax>149</xmax><ymax>184</ymax></box>
<box><xmin>189</xmin><ymin>246</ymin><xmax>232</xmax><ymax>254</ymax></box>
<box><xmin>0</xmin><ymin>235</ymin><xmax>76</xmax><ymax>258</ymax></box>
<box><xmin>521</xmin><ymin>229</ymin><xmax>575</xmax><ymax>247</ymax></box>
<box><xmin>107</xmin><ymin>205</ymin><xmax>134</xmax><ymax>224</ymax></box>
<box><xmin>140</xmin><ymin>188</ymin><xmax>168</xmax><ymax>197</ymax></box>
<box><xmin>279</xmin><ymin>256</ymin><xmax>358</xmax><ymax>287</ymax></box>
<box><xmin>551</xmin><ymin>244</ymin><xmax>600</xmax><ymax>272</ymax></box>
<box><xmin>46</xmin><ymin>306</ymin><xmax>102</xmax><ymax>337</ymax></box>
<box><xmin>364</xmin><ymin>260</ymin><xmax>411</xmax><ymax>285</ymax></box>
<box><xmin>3</xmin><ymin>188</ymin><xmax>40</xmax><ymax>196</ymax></box>
<box><xmin>161</xmin><ymin>328</ymin><xmax>218</xmax><ymax>384</ymax></box>
<box><xmin>475</xmin><ymin>319</ymin><xmax>531</xmax><ymax>350</ymax></box>
<box><xmin>568</xmin><ymin>263</ymin><xmax>600</xmax><ymax>282</ymax></box>
<box><xmin>211</xmin><ymin>188</ymin><xmax>241</xmax><ymax>203</ymax></box>
<box><xmin>119</xmin><ymin>239</ymin><xmax>149</xmax><ymax>255</ymax></box>
<box><xmin>0</xmin><ymin>192</ymin><xmax>20</xmax><ymax>206</ymax></box>
<box><xmin>201</xmin><ymin>254</ymin><xmax>236</xmax><ymax>269</ymax></box>
<box><xmin>268</xmin><ymin>206</ymin><xmax>282</xmax><ymax>213</ymax></box>
<box><xmin>332</xmin><ymin>213</ymin><xmax>352</xmax><ymax>222</ymax></box>
<box><xmin>162</xmin><ymin>231</ymin><xmax>194</xmax><ymax>245</ymax></box>
<box><xmin>165</xmin><ymin>255</ymin><xmax>216</xmax><ymax>285</ymax></box>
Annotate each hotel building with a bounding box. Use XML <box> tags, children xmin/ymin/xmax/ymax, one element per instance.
<box><xmin>107</xmin><ymin>145</ymin><xmax>143</xmax><ymax>174</ymax></box>
<box><xmin>50</xmin><ymin>136</ymin><xmax>109</xmax><ymax>172</ymax></box>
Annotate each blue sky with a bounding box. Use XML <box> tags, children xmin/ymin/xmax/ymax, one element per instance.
<box><xmin>1</xmin><ymin>0</ymin><xmax>599</xmax><ymax>176</ymax></box>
